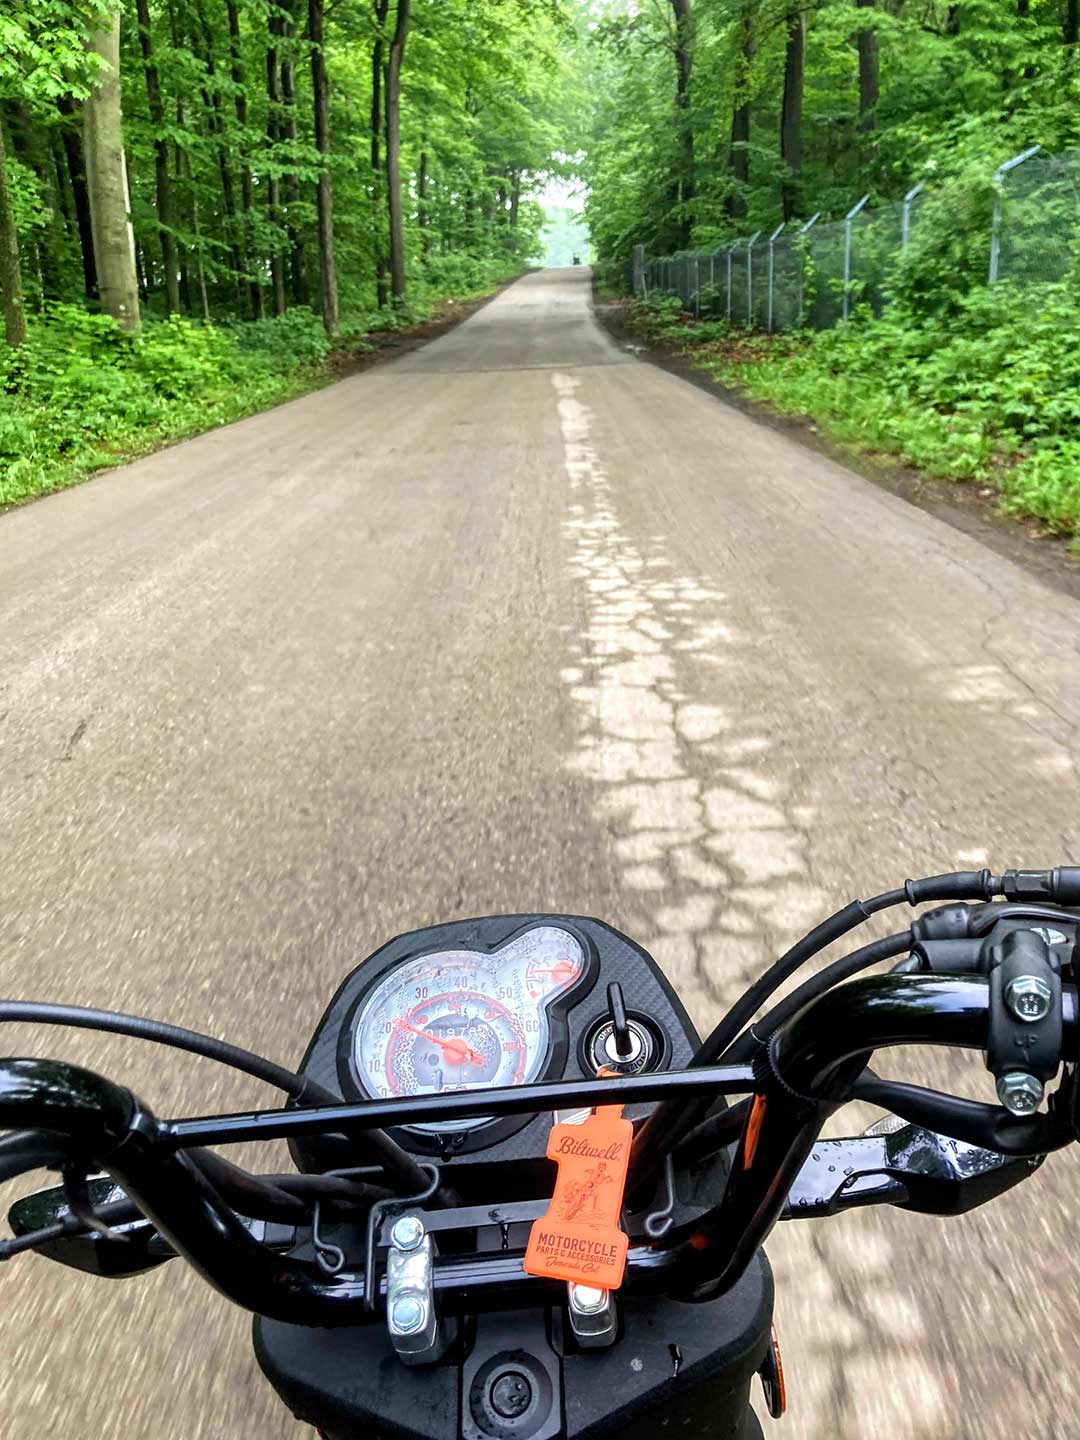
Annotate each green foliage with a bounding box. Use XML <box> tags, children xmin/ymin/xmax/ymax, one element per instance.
<box><xmin>635</xmin><ymin>274</ymin><xmax>1080</xmax><ymax>540</ymax></box>
<box><xmin>0</xmin><ymin>0</ymin><xmax>573</xmax><ymax>502</ymax></box>
<box><xmin>0</xmin><ymin>272</ymin><xmax>497</xmax><ymax>507</ymax></box>
<box><xmin>0</xmin><ymin>302</ymin><xmax>311</xmax><ymax>506</ymax></box>
<box><xmin>588</xmin><ymin>1</ymin><xmax>1080</xmax><ymax>546</ymax></box>
<box><xmin>227</xmin><ymin>307</ymin><xmax>332</xmax><ymax>369</ymax></box>
<box><xmin>582</xmin><ymin>0</ymin><xmax>1080</xmax><ymax>275</ymax></box>
<box><xmin>0</xmin><ymin>1</ymin><xmax>109</xmax><ymax>100</ymax></box>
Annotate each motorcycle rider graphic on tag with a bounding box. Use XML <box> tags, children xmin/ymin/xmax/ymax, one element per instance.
<box><xmin>560</xmin><ymin>1160</ymin><xmax>614</xmax><ymax>1223</ymax></box>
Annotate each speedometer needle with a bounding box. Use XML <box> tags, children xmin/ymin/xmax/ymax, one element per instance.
<box><xmin>395</xmin><ymin>1020</ymin><xmax>485</xmax><ymax>1068</ymax></box>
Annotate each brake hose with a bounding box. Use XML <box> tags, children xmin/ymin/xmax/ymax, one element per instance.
<box><xmin>690</xmin><ymin>873</ymin><xmax>1004</xmax><ymax>1068</ymax></box>
<box><xmin>629</xmin><ymin>872</ymin><xmax>1000</xmax><ymax>1198</ymax></box>
<box><xmin>0</xmin><ymin>1001</ymin><xmax>431</xmax><ymax>1195</ymax></box>
<box><xmin>0</xmin><ymin>1001</ymin><xmax>332</xmax><ymax>1103</ymax></box>
<box><xmin>670</xmin><ymin>933</ymin><xmax>913</xmax><ymax>1164</ymax></box>
<box><xmin>720</xmin><ymin>931</ymin><xmax>913</xmax><ymax>1066</ymax></box>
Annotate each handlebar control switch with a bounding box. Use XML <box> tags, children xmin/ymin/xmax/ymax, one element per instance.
<box><xmin>985</xmin><ymin>928</ymin><xmax>1063</xmax><ymax>1114</ymax></box>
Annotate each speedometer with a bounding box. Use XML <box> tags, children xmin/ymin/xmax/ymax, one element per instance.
<box><xmin>347</xmin><ymin>925</ymin><xmax>591</xmax><ymax>1138</ymax></box>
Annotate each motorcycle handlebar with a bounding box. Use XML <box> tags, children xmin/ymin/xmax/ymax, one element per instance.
<box><xmin>1</xmin><ymin>974</ymin><xmax>1076</xmax><ymax>1324</ymax></box>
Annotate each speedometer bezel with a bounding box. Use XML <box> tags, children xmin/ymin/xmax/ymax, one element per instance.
<box><xmin>335</xmin><ymin>919</ymin><xmax>599</xmax><ymax>1155</ymax></box>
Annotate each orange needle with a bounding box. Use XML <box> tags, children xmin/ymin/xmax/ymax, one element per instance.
<box><xmin>395</xmin><ymin>1020</ymin><xmax>485</xmax><ymax>1068</ymax></box>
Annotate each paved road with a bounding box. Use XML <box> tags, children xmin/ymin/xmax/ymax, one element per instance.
<box><xmin>2</xmin><ymin>268</ymin><xmax>1080</xmax><ymax>1439</ymax></box>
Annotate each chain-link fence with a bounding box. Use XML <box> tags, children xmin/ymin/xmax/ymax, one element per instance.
<box><xmin>992</xmin><ymin>147</ymin><xmax>1080</xmax><ymax>285</ymax></box>
<box><xmin>636</xmin><ymin>146</ymin><xmax>1078</xmax><ymax>332</ymax></box>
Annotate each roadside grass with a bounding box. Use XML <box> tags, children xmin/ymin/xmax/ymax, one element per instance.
<box><xmin>1</xmin><ymin>274</ymin><xmax>519</xmax><ymax>510</ymax></box>
<box><xmin>627</xmin><ymin>285</ymin><xmax>1080</xmax><ymax>546</ymax></box>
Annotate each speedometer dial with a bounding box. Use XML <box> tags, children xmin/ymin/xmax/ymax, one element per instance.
<box><xmin>350</xmin><ymin>926</ymin><xmax>588</xmax><ymax>1135</ymax></box>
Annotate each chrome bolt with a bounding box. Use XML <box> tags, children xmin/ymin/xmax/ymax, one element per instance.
<box><xmin>996</xmin><ymin>1071</ymin><xmax>1044</xmax><ymax>1115</ymax></box>
<box><xmin>1005</xmin><ymin>975</ymin><xmax>1053</xmax><ymax>1023</ymax></box>
<box><xmin>390</xmin><ymin>1215</ymin><xmax>424</xmax><ymax>1251</ymax></box>
<box><xmin>390</xmin><ymin>1296</ymin><xmax>425</xmax><ymax>1334</ymax></box>
<box><xmin>569</xmin><ymin>1284</ymin><xmax>608</xmax><ymax>1314</ymax></box>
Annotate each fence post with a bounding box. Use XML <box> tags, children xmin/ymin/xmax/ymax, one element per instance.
<box><xmin>745</xmin><ymin>230</ymin><xmax>761</xmax><ymax>327</ymax></box>
<box><xmin>843</xmin><ymin>194</ymin><xmax>870</xmax><ymax>320</ymax></box>
<box><xmin>766</xmin><ymin>222</ymin><xmax>785</xmax><ymax>332</ymax></box>
<box><xmin>989</xmin><ymin>144</ymin><xmax>1043</xmax><ymax>284</ymax></box>
<box><xmin>796</xmin><ymin>213</ymin><xmax>820</xmax><ymax>326</ymax></box>
<box><xmin>726</xmin><ymin>247</ymin><xmax>733</xmax><ymax>322</ymax></box>
<box><xmin>693</xmin><ymin>255</ymin><xmax>701</xmax><ymax>316</ymax></box>
<box><xmin>632</xmin><ymin>243</ymin><xmax>645</xmax><ymax>296</ymax></box>
<box><xmin>901</xmin><ymin>183</ymin><xmax>923</xmax><ymax>249</ymax></box>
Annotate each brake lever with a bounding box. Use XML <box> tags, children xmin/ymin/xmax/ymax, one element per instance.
<box><xmin>781</xmin><ymin>1127</ymin><xmax>1042</xmax><ymax>1221</ymax></box>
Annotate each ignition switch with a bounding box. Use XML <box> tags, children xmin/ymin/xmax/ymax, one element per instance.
<box><xmin>584</xmin><ymin>983</ymin><xmax>659</xmax><ymax>1075</ymax></box>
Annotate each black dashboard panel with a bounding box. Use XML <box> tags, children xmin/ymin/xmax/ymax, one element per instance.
<box><xmin>290</xmin><ymin>913</ymin><xmax>700</xmax><ymax>1177</ymax></box>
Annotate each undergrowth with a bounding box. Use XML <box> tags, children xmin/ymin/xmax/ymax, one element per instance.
<box><xmin>628</xmin><ymin>280</ymin><xmax>1080</xmax><ymax>544</ymax></box>
<box><xmin>1</xmin><ymin>273</ymin><xmax>516</xmax><ymax>509</ymax></box>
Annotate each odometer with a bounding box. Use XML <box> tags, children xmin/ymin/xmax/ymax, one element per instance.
<box><xmin>351</xmin><ymin>926</ymin><xmax>587</xmax><ymax>1135</ymax></box>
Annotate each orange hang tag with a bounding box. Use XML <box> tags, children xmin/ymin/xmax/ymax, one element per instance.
<box><xmin>523</xmin><ymin>1105</ymin><xmax>633</xmax><ymax>1290</ymax></box>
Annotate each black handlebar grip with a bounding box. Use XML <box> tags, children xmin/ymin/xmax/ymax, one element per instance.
<box><xmin>0</xmin><ymin>1057</ymin><xmax>135</xmax><ymax>1145</ymax></box>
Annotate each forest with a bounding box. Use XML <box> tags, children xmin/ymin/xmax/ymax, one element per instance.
<box><xmin>0</xmin><ymin>0</ymin><xmax>575</xmax><ymax>504</ymax></box>
<box><xmin>583</xmin><ymin>0</ymin><xmax>1080</xmax><ymax>540</ymax></box>
<box><xmin>3</xmin><ymin>1</ymin><xmax>1080</xmax><ymax>533</ymax></box>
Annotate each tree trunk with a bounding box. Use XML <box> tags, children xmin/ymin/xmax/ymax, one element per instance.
<box><xmin>1067</xmin><ymin>0</ymin><xmax>1079</xmax><ymax>46</ymax></box>
<box><xmin>780</xmin><ymin>10</ymin><xmax>805</xmax><ymax>220</ymax></box>
<box><xmin>280</xmin><ymin>3</ymin><xmax>310</xmax><ymax>307</ymax></box>
<box><xmin>418</xmin><ymin>148</ymin><xmax>430</xmax><ymax>256</ymax></box>
<box><xmin>669</xmin><ymin>0</ymin><xmax>694</xmax><ymax>249</ymax></box>
<box><xmin>50</xmin><ymin>127</ymin><xmax>75</xmax><ymax>231</ymax></box>
<box><xmin>727</xmin><ymin>4</ymin><xmax>752</xmax><ymax>219</ymax></box>
<box><xmin>856</xmin><ymin>0</ymin><xmax>880</xmax><ymax>133</ymax></box>
<box><xmin>227</xmin><ymin>0</ymin><xmax>264</xmax><ymax>318</ymax></box>
<box><xmin>178</xmin><ymin>245</ymin><xmax>191</xmax><ymax>312</ymax></box>
<box><xmin>0</xmin><ymin>121</ymin><xmax>27</xmax><ymax>346</ymax></box>
<box><xmin>265</xmin><ymin>14</ymin><xmax>288</xmax><ymax>316</ymax></box>
<box><xmin>510</xmin><ymin>171</ymin><xmax>520</xmax><ymax>230</ymax></box>
<box><xmin>56</xmin><ymin>97</ymin><xmax>98</xmax><ymax>298</ymax></box>
<box><xmin>84</xmin><ymin>11</ymin><xmax>140</xmax><ymax>332</ymax></box>
<box><xmin>309</xmin><ymin>0</ymin><xmax>338</xmax><ymax>333</ymax></box>
<box><xmin>371</xmin><ymin>0</ymin><xmax>389</xmax><ymax>309</ymax></box>
<box><xmin>135</xmin><ymin>0</ymin><xmax>180</xmax><ymax>314</ymax></box>
<box><xmin>178</xmin><ymin>98</ymin><xmax>210</xmax><ymax>322</ymax></box>
<box><xmin>385</xmin><ymin>0</ymin><xmax>410</xmax><ymax>303</ymax></box>
<box><xmin>4</xmin><ymin>101</ymin><xmax>65</xmax><ymax>302</ymax></box>
<box><xmin>135</xmin><ymin>238</ymin><xmax>151</xmax><ymax>301</ymax></box>
<box><xmin>192</xmin><ymin>2</ymin><xmax>245</xmax><ymax>308</ymax></box>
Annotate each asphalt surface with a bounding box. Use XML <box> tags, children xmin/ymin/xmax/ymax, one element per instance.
<box><xmin>2</xmin><ymin>267</ymin><xmax>1080</xmax><ymax>1439</ymax></box>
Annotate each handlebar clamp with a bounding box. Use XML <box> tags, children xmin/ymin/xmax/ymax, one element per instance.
<box><xmin>984</xmin><ymin>929</ymin><xmax>1064</xmax><ymax>1115</ymax></box>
